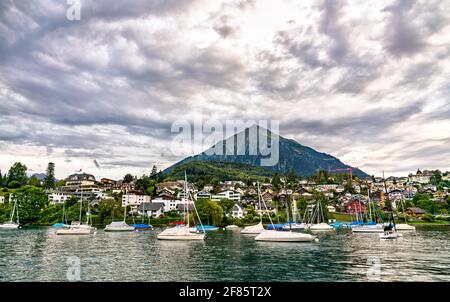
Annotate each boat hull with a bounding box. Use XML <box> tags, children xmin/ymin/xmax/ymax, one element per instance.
<box><xmin>255</xmin><ymin>230</ymin><xmax>317</xmax><ymax>242</ymax></box>
<box><xmin>56</xmin><ymin>228</ymin><xmax>93</xmax><ymax>235</ymax></box>
<box><xmin>0</xmin><ymin>223</ymin><xmax>19</xmax><ymax>229</ymax></box>
<box><xmin>157</xmin><ymin>234</ymin><xmax>206</xmax><ymax>240</ymax></box>
<box><xmin>309</xmin><ymin>223</ymin><xmax>335</xmax><ymax>232</ymax></box>
<box><xmin>395</xmin><ymin>224</ymin><xmax>416</xmax><ymax>231</ymax></box>
<box><xmin>104</xmin><ymin>227</ymin><xmax>135</xmax><ymax>232</ymax></box>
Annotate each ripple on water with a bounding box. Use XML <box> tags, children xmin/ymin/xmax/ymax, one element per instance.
<box><xmin>1</xmin><ymin>226</ymin><xmax>450</xmax><ymax>281</ymax></box>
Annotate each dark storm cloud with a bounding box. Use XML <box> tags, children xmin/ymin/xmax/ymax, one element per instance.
<box><xmin>281</xmin><ymin>101</ymin><xmax>424</xmax><ymax>139</ymax></box>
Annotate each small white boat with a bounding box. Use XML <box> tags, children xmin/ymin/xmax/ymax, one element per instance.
<box><xmin>56</xmin><ymin>221</ymin><xmax>96</xmax><ymax>235</ymax></box>
<box><xmin>394</xmin><ymin>223</ymin><xmax>416</xmax><ymax>231</ymax></box>
<box><xmin>309</xmin><ymin>223</ymin><xmax>334</xmax><ymax>232</ymax></box>
<box><xmin>241</xmin><ymin>221</ymin><xmax>265</xmax><ymax>234</ymax></box>
<box><xmin>352</xmin><ymin>224</ymin><xmax>385</xmax><ymax>233</ymax></box>
<box><xmin>104</xmin><ymin>221</ymin><xmax>135</xmax><ymax>232</ymax></box>
<box><xmin>0</xmin><ymin>222</ymin><xmax>19</xmax><ymax>229</ymax></box>
<box><xmin>158</xmin><ymin>225</ymin><xmax>205</xmax><ymax>240</ymax></box>
<box><xmin>379</xmin><ymin>231</ymin><xmax>403</xmax><ymax>240</ymax></box>
<box><xmin>282</xmin><ymin>222</ymin><xmax>305</xmax><ymax>230</ymax></box>
<box><xmin>255</xmin><ymin>230</ymin><xmax>317</xmax><ymax>242</ymax></box>
<box><xmin>225</xmin><ymin>225</ymin><xmax>239</xmax><ymax>230</ymax></box>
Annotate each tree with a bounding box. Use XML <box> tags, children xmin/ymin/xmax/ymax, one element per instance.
<box><xmin>28</xmin><ymin>175</ymin><xmax>41</xmax><ymax>187</ymax></box>
<box><xmin>150</xmin><ymin>165</ymin><xmax>158</xmax><ymax>178</ymax></box>
<box><xmin>0</xmin><ymin>170</ymin><xmax>3</xmax><ymax>187</ymax></box>
<box><xmin>44</xmin><ymin>162</ymin><xmax>55</xmax><ymax>189</ymax></box>
<box><xmin>219</xmin><ymin>198</ymin><xmax>235</xmax><ymax>217</ymax></box>
<box><xmin>7</xmin><ymin>162</ymin><xmax>28</xmax><ymax>188</ymax></box>
<box><xmin>195</xmin><ymin>199</ymin><xmax>223</xmax><ymax>226</ymax></box>
<box><xmin>11</xmin><ymin>185</ymin><xmax>48</xmax><ymax>224</ymax></box>
<box><xmin>271</xmin><ymin>173</ymin><xmax>281</xmax><ymax>190</ymax></box>
<box><xmin>123</xmin><ymin>174</ymin><xmax>134</xmax><ymax>183</ymax></box>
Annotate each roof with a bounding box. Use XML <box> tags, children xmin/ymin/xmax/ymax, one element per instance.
<box><xmin>66</xmin><ymin>173</ymin><xmax>96</xmax><ymax>182</ymax></box>
<box><xmin>406</xmin><ymin>207</ymin><xmax>427</xmax><ymax>214</ymax></box>
<box><xmin>176</xmin><ymin>204</ymin><xmax>194</xmax><ymax>212</ymax></box>
<box><xmin>138</xmin><ymin>202</ymin><xmax>165</xmax><ymax>211</ymax></box>
<box><xmin>154</xmin><ymin>193</ymin><xmax>179</xmax><ymax>200</ymax></box>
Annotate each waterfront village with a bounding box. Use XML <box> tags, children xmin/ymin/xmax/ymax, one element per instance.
<box><xmin>0</xmin><ymin>162</ymin><xmax>450</xmax><ymax>227</ymax></box>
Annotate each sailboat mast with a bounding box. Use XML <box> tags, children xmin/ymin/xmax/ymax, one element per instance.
<box><xmin>382</xmin><ymin>171</ymin><xmax>396</xmax><ymax>228</ymax></box>
<box><xmin>185</xmin><ymin>171</ymin><xmax>189</xmax><ymax>228</ymax></box>
<box><xmin>368</xmin><ymin>186</ymin><xmax>373</xmax><ymax>222</ymax></box>
<box><xmin>257</xmin><ymin>182</ymin><xmax>262</xmax><ymax>223</ymax></box>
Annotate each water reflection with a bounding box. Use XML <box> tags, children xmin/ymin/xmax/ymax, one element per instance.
<box><xmin>0</xmin><ymin>226</ymin><xmax>449</xmax><ymax>281</ymax></box>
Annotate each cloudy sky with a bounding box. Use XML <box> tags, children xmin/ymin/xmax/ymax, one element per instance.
<box><xmin>0</xmin><ymin>0</ymin><xmax>449</xmax><ymax>180</ymax></box>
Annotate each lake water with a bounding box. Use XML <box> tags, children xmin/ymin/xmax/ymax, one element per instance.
<box><xmin>1</xmin><ymin>226</ymin><xmax>449</xmax><ymax>282</ymax></box>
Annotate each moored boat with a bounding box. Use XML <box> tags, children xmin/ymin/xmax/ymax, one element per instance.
<box><xmin>255</xmin><ymin>230</ymin><xmax>317</xmax><ymax>242</ymax></box>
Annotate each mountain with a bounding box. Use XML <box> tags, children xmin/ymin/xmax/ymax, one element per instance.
<box><xmin>29</xmin><ymin>173</ymin><xmax>59</xmax><ymax>182</ymax></box>
<box><xmin>164</xmin><ymin>125</ymin><xmax>368</xmax><ymax>179</ymax></box>
<box><xmin>163</xmin><ymin>160</ymin><xmax>277</xmax><ymax>182</ymax></box>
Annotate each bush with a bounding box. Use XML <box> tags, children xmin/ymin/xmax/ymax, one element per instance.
<box><xmin>422</xmin><ymin>214</ymin><xmax>435</xmax><ymax>222</ymax></box>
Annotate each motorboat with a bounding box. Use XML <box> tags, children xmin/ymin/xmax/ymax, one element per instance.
<box><xmin>255</xmin><ymin>230</ymin><xmax>317</xmax><ymax>242</ymax></box>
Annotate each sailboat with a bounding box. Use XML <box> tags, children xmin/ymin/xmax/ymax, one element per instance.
<box><xmin>56</xmin><ymin>193</ymin><xmax>96</xmax><ymax>235</ymax></box>
<box><xmin>282</xmin><ymin>198</ymin><xmax>305</xmax><ymax>230</ymax></box>
<box><xmin>157</xmin><ymin>172</ymin><xmax>205</xmax><ymax>240</ymax></box>
<box><xmin>308</xmin><ymin>200</ymin><xmax>334</xmax><ymax>232</ymax></box>
<box><xmin>104</xmin><ymin>199</ymin><xmax>135</xmax><ymax>232</ymax></box>
<box><xmin>352</xmin><ymin>187</ymin><xmax>384</xmax><ymax>234</ymax></box>
<box><xmin>254</xmin><ymin>182</ymin><xmax>317</xmax><ymax>242</ymax></box>
<box><xmin>241</xmin><ymin>182</ymin><xmax>265</xmax><ymax>234</ymax></box>
<box><xmin>0</xmin><ymin>196</ymin><xmax>20</xmax><ymax>229</ymax></box>
<box><xmin>379</xmin><ymin>172</ymin><xmax>402</xmax><ymax>240</ymax></box>
<box><xmin>394</xmin><ymin>199</ymin><xmax>416</xmax><ymax>231</ymax></box>
<box><xmin>52</xmin><ymin>200</ymin><xmax>70</xmax><ymax>229</ymax></box>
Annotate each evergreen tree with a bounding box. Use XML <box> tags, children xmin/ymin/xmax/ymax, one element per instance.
<box><xmin>7</xmin><ymin>162</ymin><xmax>28</xmax><ymax>188</ymax></box>
<box><xmin>123</xmin><ymin>174</ymin><xmax>133</xmax><ymax>183</ymax></box>
<box><xmin>44</xmin><ymin>162</ymin><xmax>55</xmax><ymax>189</ymax></box>
<box><xmin>150</xmin><ymin>165</ymin><xmax>158</xmax><ymax>178</ymax></box>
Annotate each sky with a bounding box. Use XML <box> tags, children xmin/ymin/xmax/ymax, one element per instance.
<box><xmin>0</xmin><ymin>0</ymin><xmax>449</xmax><ymax>180</ymax></box>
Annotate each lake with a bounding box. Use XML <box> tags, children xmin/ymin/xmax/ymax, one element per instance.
<box><xmin>1</xmin><ymin>226</ymin><xmax>449</xmax><ymax>282</ymax></box>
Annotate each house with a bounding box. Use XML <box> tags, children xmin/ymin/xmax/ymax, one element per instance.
<box><xmin>261</xmin><ymin>191</ymin><xmax>274</xmax><ymax>203</ymax></box>
<box><xmin>176</xmin><ymin>203</ymin><xmax>194</xmax><ymax>214</ymax></box>
<box><xmin>230</xmin><ymin>203</ymin><xmax>245</xmax><ymax>218</ymax></box>
<box><xmin>100</xmin><ymin>178</ymin><xmax>116</xmax><ymax>189</ymax></box>
<box><xmin>195</xmin><ymin>190</ymin><xmax>211</xmax><ymax>200</ymax></box>
<box><xmin>405</xmin><ymin>207</ymin><xmax>427</xmax><ymax>217</ymax></box>
<box><xmin>65</xmin><ymin>173</ymin><xmax>96</xmax><ymax>187</ymax></box>
<box><xmin>408</xmin><ymin>169</ymin><xmax>433</xmax><ymax>184</ymax></box>
<box><xmin>0</xmin><ymin>195</ymin><xmax>5</xmax><ymax>204</ymax></box>
<box><xmin>211</xmin><ymin>190</ymin><xmax>241</xmax><ymax>202</ymax></box>
<box><xmin>122</xmin><ymin>191</ymin><xmax>151</xmax><ymax>210</ymax></box>
<box><xmin>152</xmin><ymin>193</ymin><xmax>182</xmax><ymax>212</ymax></box>
<box><xmin>344</xmin><ymin>200</ymin><xmax>366</xmax><ymax>215</ymax></box>
<box><xmin>112</xmin><ymin>181</ymin><xmax>135</xmax><ymax>194</ymax></box>
<box><xmin>137</xmin><ymin>202</ymin><xmax>165</xmax><ymax>218</ymax></box>
<box><xmin>48</xmin><ymin>192</ymin><xmax>72</xmax><ymax>204</ymax></box>
<box><xmin>256</xmin><ymin>202</ymin><xmax>277</xmax><ymax>215</ymax></box>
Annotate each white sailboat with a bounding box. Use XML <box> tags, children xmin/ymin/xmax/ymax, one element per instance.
<box><xmin>352</xmin><ymin>187</ymin><xmax>385</xmax><ymax>233</ymax></box>
<box><xmin>241</xmin><ymin>182</ymin><xmax>265</xmax><ymax>234</ymax></box>
<box><xmin>157</xmin><ymin>172</ymin><xmax>205</xmax><ymax>240</ymax></box>
<box><xmin>104</xmin><ymin>197</ymin><xmax>135</xmax><ymax>232</ymax></box>
<box><xmin>254</xmin><ymin>182</ymin><xmax>317</xmax><ymax>242</ymax></box>
<box><xmin>0</xmin><ymin>197</ymin><xmax>20</xmax><ymax>229</ymax></box>
<box><xmin>56</xmin><ymin>193</ymin><xmax>96</xmax><ymax>235</ymax></box>
<box><xmin>395</xmin><ymin>199</ymin><xmax>416</xmax><ymax>231</ymax></box>
<box><xmin>379</xmin><ymin>172</ymin><xmax>401</xmax><ymax>240</ymax></box>
<box><xmin>308</xmin><ymin>200</ymin><xmax>334</xmax><ymax>232</ymax></box>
